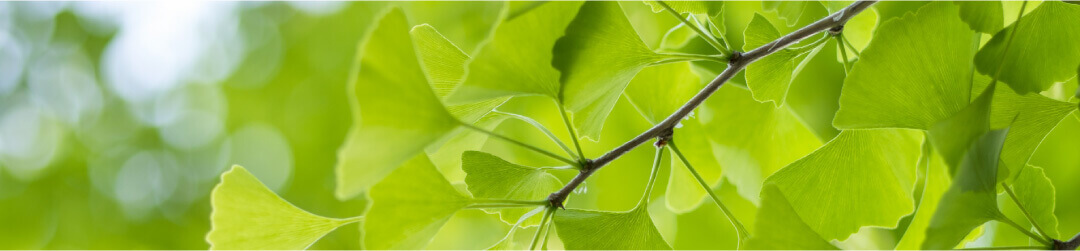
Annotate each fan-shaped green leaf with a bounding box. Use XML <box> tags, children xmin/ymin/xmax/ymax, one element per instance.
<box><xmin>411</xmin><ymin>24</ymin><xmax>508</xmax><ymax>124</ymax></box>
<box><xmin>834</xmin><ymin>2</ymin><xmax>977</xmax><ymax>130</ymax></box>
<box><xmin>742</xmin><ymin>13</ymin><xmax>824</xmax><ymax>106</ymax></box>
<box><xmin>462</xmin><ymin>151</ymin><xmax>562</xmax><ymax>226</ymax></box>
<box><xmin>765</xmin><ymin>129</ymin><xmax>922</xmax><ymax>241</ymax></box>
<box><xmin>929</xmin><ymin>84</ymin><xmax>995</xmax><ymax>170</ymax></box>
<box><xmin>448</xmin><ymin>1</ymin><xmax>584</xmax><ymax>103</ymax></box>
<box><xmin>956</xmin><ymin>1</ymin><xmax>1004</xmax><ymax>34</ymax></box>
<box><xmin>1011</xmin><ymin>165</ymin><xmax>1060</xmax><ymax>239</ymax></box>
<box><xmin>974</xmin><ymin>1</ymin><xmax>1080</xmax><ymax>94</ymax></box>
<box><xmin>984</xmin><ymin>81</ymin><xmax>1080</xmax><ymax>179</ymax></box>
<box><xmin>701</xmin><ymin>85</ymin><xmax>821</xmax><ymax>204</ymax></box>
<box><xmin>208</xmin><ymin>166</ymin><xmax>357</xmax><ymax>250</ymax></box>
<box><xmin>895</xmin><ymin>141</ymin><xmax>951</xmax><ymax>250</ymax></box>
<box><xmin>553</xmin><ymin>206</ymin><xmax>672</xmax><ymax>250</ymax></box>
<box><xmin>745</xmin><ymin>184</ymin><xmax>838</xmax><ymax>250</ymax></box>
<box><xmin>335</xmin><ymin>8</ymin><xmax>461</xmax><ymax>200</ymax></box>
<box><xmin>557</xmin><ymin>1</ymin><xmax>668</xmax><ymax>140</ymax></box>
<box><xmin>922</xmin><ymin>129</ymin><xmax>1010</xmax><ymax>250</ymax></box>
<box><xmin>364</xmin><ymin>154</ymin><xmax>470</xmax><ymax>250</ymax></box>
<box><xmin>762</xmin><ymin>1</ymin><xmax>812</xmax><ymax>26</ymax></box>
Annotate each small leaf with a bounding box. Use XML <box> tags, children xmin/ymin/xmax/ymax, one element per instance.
<box><xmin>956</xmin><ymin>1</ymin><xmax>1004</xmax><ymax>34</ymax></box>
<box><xmin>922</xmin><ymin>129</ymin><xmax>1010</xmax><ymax>250</ymax></box>
<box><xmin>336</xmin><ymin>8</ymin><xmax>461</xmax><ymax>200</ymax></box>
<box><xmin>764</xmin><ymin>129</ymin><xmax>922</xmax><ymax>241</ymax></box>
<box><xmin>557</xmin><ymin>1</ymin><xmax>668</xmax><ymax>141</ymax></box>
<box><xmin>974</xmin><ymin>1</ymin><xmax>1080</xmax><ymax>94</ymax></box>
<box><xmin>364</xmin><ymin>154</ymin><xmax>471</xmax><ymax>250</ymax></box>
<box><xmin>834</xmin><ymin>2</ymin><xmax>977</xmax><ymax>130</ymax></box>
<box><xmin>1011</xmin><ymin>165</ymin><xmax>1060</xmax><ymax>239</ymax></box>
<box><xmin>742</xmin><ymin>13</ymin><xmax>824</xmax><ymax>106</ymax></box>
<box><xmin>462</xmin><ymin>151</ymin><xmax>562</xmax><ymax>226</ymax></box>
<box><xmin>745</xmin><ymin>184</ymin><xmax>838</xmax><ymax>250</ymax></box>
<box><xmin>553</xmin><ymin>206</ymin><xmax>672</xmax><ymax>250</ymax></box>
<box><xmin>208</xmin><ymin>166</ymin><xmax>356</xmax><ymax>250</ymax></box>
<box><xmin>448</xmin><ymin>1</ymin><xmax>584</xmax><ymax>103</ymax></box>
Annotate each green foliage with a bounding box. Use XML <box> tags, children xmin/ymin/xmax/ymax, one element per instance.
<box><xmin>974</xmin><ymin>1</ymin><xmax>1080</xmax><ymax>94</ymax></box>
<box><xmin>363</xmin><ymin>155</ymin><xmax>470</xmax><ymax>250</ymax></box>
<box><xmin>956</xmin><ymin>1</ymin><xmax>1004</xmax><ymax>34</ymax></box>
<box><xmin>1011</xmin><ymin>165</ymin><xmax>1060</xmax><ymax>239</ymax></box>
<box><xmin>742</xmin><ymin>13</ymin><xmax>824</xmax><ymax>106</ymax></box>
<box><xmin>923</xmin><ymin>130</ymin><xmax>1010</xmax><ymax>249</ymax></box>
<box><xmin>745</xmin><ymin>185</ymin><xmax>838</xmax><ymax>250</ymax></box>
<box><xmin>462</xmin><ymin>151</ymin><xmax>562</xmax><ymax>226</ymax></box>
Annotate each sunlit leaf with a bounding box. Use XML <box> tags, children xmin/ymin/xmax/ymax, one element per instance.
<box><xmin>426</xmin><ymin>113</ymin><xmax>512</xmax><ymax>182</ymax></box>
<box><xmin>643</xmin><ymin>1</ymin><xmax>723</xmax><ymax>16</ymax></box>
<box><xmin>923</xmin><ymin>129</ymin><xmax>1010</xmax><ymax>250</ymax></box>
<box><xmin>978</xmin><ymin>77</ymin><xmax>1080</xmax><ymax>179</ymax></box>
<box><xmin>742</xmin><ymin>13</ymin><xmax>824</xmax><ymax>106</ymax></box>
<box><xmin>208</xmin><ymin>166</ymin><xmax>356</xmax><ymax>250</ymax></box>
<box><xmin>462</xmin><ymin>151</ymin><xmax>562</xmax><ymax>226</ymax></box>
<box><xmin>835</xmin><ymin>2</ymin><xmax>977</xmax><ymax>130</ymax></box>
<box><xmin>557</xmin><ymin>1</ymin><xmax>667</xmax><ymax>140</ymax></box>
<box><xmin>895</xmin><ymin>141</ymin><xmax>951</xmax><ymax>249</ymax></box>
<box><xmin>1011</xmin><ymin>165</ymin><xmax>1059</xmax><ymax>239</ymax></box>
<box><xmin>974</xmin><ymin>1</ymin><xmax>1080</xmax><ymax>94</ymax></box>
<box><xmin>411</xmin><ymin>24</ymin><xmax>508</xmax><ymax>123</ymax></box>
<box><xmin>765</xmin><ymin>129</ymin><xmax>922</xmax><ymax>241</ymax></box>
<box><xmin>364</xmin><ymin>154</ymin><xmax>470</xmax><ymax>250</ymax></box>
<box><xmin>956</xmin><ymin>1</ymin><xmax>1004</xmax><ymax>34</ymax></box>
<box><xmin>762</xmin><ymin>1</ymin><xmax>811</xmax><ymax>26</ymax></box>
<box><xmin>448</xmin><ymin>1</ymin><xmax>584</xmax><ymax>103</ymax></box>
<box><xmin>745</xmin><ymin>184</ymin><xmax>838</xmax><ymax>250</ymax></box>
<box><xmin>701</xmin><ymin>85</ymin><xmax>821</xmax><ymax>204</ymax></box>
<box><xmin>553</xmin><ymin>206</ymin><xmax>672</xmax><ymax>250</ymax></box>
<box><xmin>335</xmin><ymin>8</ymin><xmax>461</xmax><ymax>200</ymax></box>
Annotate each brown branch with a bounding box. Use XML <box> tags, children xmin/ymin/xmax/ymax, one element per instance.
<box><xmin>548</xmin><ymin>0</ymin><xmax>878</xmax><ymax>208</ymax></box>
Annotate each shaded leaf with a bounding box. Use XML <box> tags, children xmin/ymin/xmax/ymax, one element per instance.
<box><xmin>208</xmin><ymin>166</ymin><xmax>356</xmax><ymax>250</ymax></box>
<box><xmin>363</xmin><ymin>154</ymin><xmax>470</xmax><ymax>250</ymax></box>
<box><xmin>745</xmin><ymin>184</ymin><xmax>838</xmax><ymax>250</ymax></box>
<box><xmin>336</xmin><ymin>8</ymin><xmax>461</xmax><ymax>199</ymax></box>
<box><xmin>762</xmin><ymin>1</ymin><xmax>811</xmax><ymax>26</ymax></box>
<box><xmin>929</xmin><ymin>84</ymin><xmax>995</xmax><ymax>170</ymax></box>
<box><xmin>462</xmin><ymin>151</ymin><xmax>562</xmax><ymax>226</ymax></box>
<box><xmin>923</xmin><ymin>129</ymin><xmax>1010</xmax><ymax>250</ymax></box>
<box><xmin>835</xmin><ymin>2</ymin><xmax>977</xmax><ymax>130</ymax></box>
<box><xmin>765</xmin><ymin>129</ymin><xmax>922</xmax><ymax>241</ymax></box>
<box><xmin>956</xmin><ymin>1</ymin><xmax>1004</xmax><ymax>34</ymax></box>
<box><xmin>974</xmin><ymin>1</ymin><xmax>1080</xmax><ymax>94</ymax></box>
<box><xmin>895</xmin><ymin>141</ymin><xmax>952</xmax><ymax>249</ymax></box>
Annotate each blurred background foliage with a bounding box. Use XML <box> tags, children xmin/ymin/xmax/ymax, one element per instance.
<box><xmin>0</xmin><ymin>1</ymin><xmax>1076</xmax><ymax>250</ymax></box>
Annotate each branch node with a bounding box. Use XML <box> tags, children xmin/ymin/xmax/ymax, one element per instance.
<box><xmin>547</xmin><ymin>192</ymin><xmax>567</xmax><ymax>209</ymax></box>
<box><xmin>654</xmin><ymin>129</ymin><xmax>674</xmax><ymax>148</ymax></box>
<box><xmin>727</xmin><ymin>50</ymin><xmax>743</xmax><ymax>64</ymax></box>
<box><xmin>828</xmin><ymin>25</ymin><xmax>844</xmax><ymax>36</ymax></box>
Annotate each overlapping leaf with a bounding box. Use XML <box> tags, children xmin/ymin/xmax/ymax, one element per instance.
<box><xmin>363</xmin><ymin>155</ymin><xmax>471</xmax><ymax>250</ymax></box>
<box><xmin>928</xmin><ymin>84</ymin><xmax>995</xmax><ymax>170</ymax></box>
<box><xmin>554</xmin><ymin>206</ymin><xmax>672</xmax><ymax>250</ymax></box>
<box><xmin>556</xmin><ymin>1</ymin><xmax>669</xmax><ymax>140</ymax></box>
<box><xmin>335</xmin><ymin>8</ymin><xmax>461</xmax><ymax>199</ymax></box>
<box><xmin>1011</xmin><ymin>165</ymin><xmax>1060</xmax><ymax>239</ymax></box>
<box><xmin>208</xmin><ymin>166</ymin><xmax>356</xmax><ymax>250</ymax></box>
<box><xmin>835</xmin><ymin>2</ymin><xmax>977</xmax><ymax>130</ymax></box>
<box><xmin>956</xmin><ymin>1</ymin><xmax>1004</xmax><ymax>34</ymax></box>
<box><xmin>922</xmin><ymin>129</ymin><xmax>1010</xmax><ymax>250</ymax></box>
<box><xmin>411</xmin><ymin>24</ymin><xmax>507</xmax><ymax>124</ymax></box>
<box><xmin>644</xmin><ymin>1</ymin><xmax>723</xmax><ymax>16</ymax></box>
<box><xmin>462</xmin><ymin>151</ymin><xmax>562</xmax><ymax>226</ymax></box>
<box><xmin>764</xmin><ymin>129</ymin><xmax>922</xmax><ymax>241</ymax></box>
<box><xmin>745</xmin><ymin>184</ymin><xmax>838</xmax><ymax>250</ymax></box>
<box><xmin>895</xmin><ymin>142</ymin><xmax>951</xmax><ymax>249</ymax></box>
<box><xmin>742</xmin><ymin>13</ymin><xmax>824</xmax><ymax>106</ymax></box>
<box><xmin>974</xmin><ymin>1</ymin><xmax>1080</xmax><ymax>94</ymax></box>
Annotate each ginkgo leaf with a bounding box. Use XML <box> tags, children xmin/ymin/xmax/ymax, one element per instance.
<box><xmin>929</xmin><ymin>84</ymin><xmax>995</xmax><ymax>170</ymax></box>
<box><xmin>643</xmin><ymin>1</ymin><xmax>723</xmax><ymax>16</ymax></box>
<box><xmin>974</xmin><ymin>1</ymin><xmax>1080</xmax><ymax>94</ymax></box>
<box><xmin>411</xmin><ymin>24</ymin><xmax>508</xmax><ymax>124</ymax></box>
<box><xmin>765</xmin><ymin>129</ymin><xmax>922</xmax><ymax>241</ymax></box>
<box><xmin>742</xmin><ymin>13</ymin><xmax>824</xmax><ymax>106</ymax></box>
<box><xmin>923</xmin><ymin>129</ymin><xmax>1010</xmax><ymax>250</ymax></box>
<box><xmin>208</xmin><ymin>166</ymin><xmax>358</xmax><ymax>250</ymax></box>
<box><xmin>745</xmin><ymin>184</ymin><xmax>838</xmax><ymax>250</ymax></box>
<box><xmin>553</xmin><ymin>206</ymin><xmax>672</xmax><ymax>250</ymax></box>
<box><xmin>895</xmin><ymin>141</ymin><xmax>952</xmax><ymax>250</ymax></box>
<box><xmin>363</xmin><ymin>154</ymin><xmax>471</xmax><ymax>250</ymax></box>
<box><xmin>821</xmin><ymin>2</ymin><xmax>877</xmax><ymax>52</ymax></box>
<box><xmin>557</xmin><ymin>1</ymin><xmax>668</xmax><ymax>140</ymax></box>
<box><xmin>1011</xmin><ymin>165</ymin><xmax>1059</xmax><ymax>239</ymax></box>
<box><xmin>834</xmin><ymin>2</ymin><xmax>977</xmax><ymax>130</ymax></box>
<box><xmin>762</xmin><ymin>1</ymin><xmax>811</xmax><ymax>26</ymax></box>
<box><xmin>447</xmin><ymin>1</ymin><xmax>584</xmax><ymax>103</ymax></box>
<box><xmin>956</xmin><ymin>1</ymin><xmax>1004</xmax><ymax>34</ymax></box>
<box><xmin>335</xmin><ymin>8</ymin><xmax>461</xmax><ymax>200</ymax></box>
<box><xmin>624</xmin><ymin>62</ymin><xmax>702</xmax><ymax>125</ymax></box>
<box><xmin>462</xmin><ymin>151</ymin><xmax>562</xmax><ymax>226</ymax></box>
<box><xmin>664</xmin><ymin>119</ymin><xmax>721</xmax><ymax>213</ymax></box>
<box><xmin>487</xmin><ymin>207</ymin><xmax>546</xmax><ymax>250</ymax></box>
<box><xmin>426</xmin><ymin>113</ymin><xmax>512</xmax><ymax>182</ymax></box>
<box><xmin>991</xmin><ymin>85</ymin><xmax>1078</xmax><ymax>179</ymax></box>
<box><xmin>701</xmin><ymin>85</ymin><xmax>821</xmax><ymax>204</ymax></box>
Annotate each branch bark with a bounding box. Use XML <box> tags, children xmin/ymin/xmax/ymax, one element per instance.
<box><xmin>547</xmin><ymin>0</ymin><xmax>878</xmax><ymax>208</ymax></box>
<box><xmin>1054</xmin><ymin>232</ymin><xmax>1080</xmax><ymax>250</ymax></box>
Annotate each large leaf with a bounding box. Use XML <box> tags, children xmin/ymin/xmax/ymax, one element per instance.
<box><xmin>701</xmin><ymin>85</ymin><xmax>821</xmax><ymax>204</ymax></box>
<box><xmin>764</xmin><ymin>129</ymin><xmax>922</xmax><ymax>241</ymax></box>
<box><xmin>335</xmin><ymin>8</ymin><xmax>461</xmax><ymax>199</ymax></box>
<box><xmin>556</xmin><ymin>1</ymin><xmax>667</xmax><ymax>140</ymax></box>
<box><xmin>928</xmin><ymin>84</ymin><xmax>995</xmax><ymax>170</ymax></box>
<box><xmin>411</xmin><ymin>24</ymin><xmax>507</xmax><ymax>123</ymax></box>
<box><xmin>985</xmin><ymin>80</ymin><xmax>1080</xmax><ymax>178</ymax></box>
<box><xmin>922</xmin><ymin>129</ymin><xmax>1010</xmax><ymax>250</ymax></box>
<box><xmin>956</xmin><ymin>1</ymin><xmax>1004</xmax><ymax>34</ymax></box>
<box><xmin>208</xmin><ymin>166</ymin><xmax>356</xmax><ymax>250</ymax></box>
<box><xmin>834</xmin><ymin>2</ymin><xmax>977</xmax><ymax>130</ymax></box>
<box><xmin>742</xmin><ymin>13</ymin><xmax>824</xmax><ymax>106</ymax></box>
<box><xmin>448</xmin><ymin>1</ymin><xmax>584</xmax><ymax>103</ymax></box>
<box><xmin>895</xmin><ymin>142</ymin><xmax>952</xmax><ymax>249</ymax></box>
<box><xmin>363</xmin><ymin>154</ymin><xmax>470</xmax><ymax>250</ymax></box>
<box><xmin>1011</xmin><ymin>165</ymin><xmax>1060</xmax><ymax>239</ymax></box>
<box><xmin>462</xmin><ymin>151</ymin><xmax>562</xmax><ymax>226</ymax></box>
<box><xmin>745</xmin><ymin>184</ymin><xmax>838</xmax><ymax>250</ymax></box>
<box><xmin>974</xmin><ymin>1</ymin><xmax>1080</xmax><ymax>94</ymax></box>
<box><xmin>553</xmin><ymin>206</ymin><xmax>672</xmax><ymax>250</ymax></box>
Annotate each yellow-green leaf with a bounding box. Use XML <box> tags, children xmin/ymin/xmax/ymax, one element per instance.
<box><xmin>363</xmin><ymin>154</ymin><xmax>470</xmax><ymax>250</ymax></box>
<box><xmin>974</xmin><ymin>1</ymin><xmax>1080</xmax><ymax>94</ymax></box>
<box><xmin>462</xmin><ymin>151</ymin><xmax>562</xmax><ymax>226</ymax></box>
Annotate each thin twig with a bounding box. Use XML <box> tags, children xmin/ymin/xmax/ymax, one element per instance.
<box><xmin>547</xmin><ymin>0</ymin><xmax>878</xmax><ymax>209</ymax></box>
<box><xmin>462</xmin><ymin>123</ymin><xmax>579</xmax><ymax>167</ymax></box>
<box><xmin>654</xmin><ymin>0</ymin><xmax>731</xmax><ymax>57</ymax></box>
<box><xmin>670</xmin><ymin>141</ymin><xmax>749</xmax><ymax>246</ymax></box>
